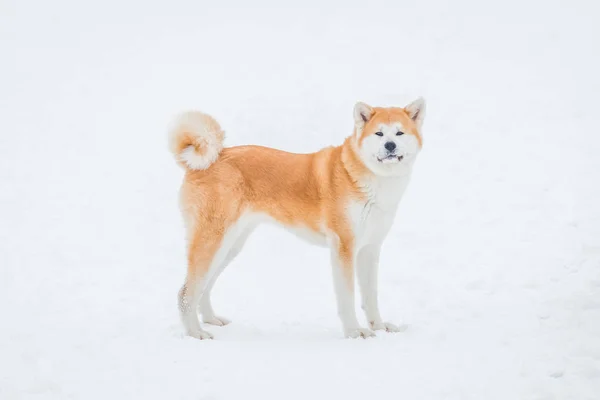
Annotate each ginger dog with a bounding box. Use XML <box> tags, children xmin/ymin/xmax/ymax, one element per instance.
<box><xmin>169</xmin><ymin>99</ymin><xmax>425</xmax><ymax>339</ymax></box>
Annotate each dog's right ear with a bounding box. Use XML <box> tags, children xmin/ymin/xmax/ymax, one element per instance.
<box><xmin>354</xmin><ymin>102</ymin><xmax>374</xmax><ymax>126</ymax></box>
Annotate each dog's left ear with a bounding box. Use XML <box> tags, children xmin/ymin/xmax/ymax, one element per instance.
<box><xmin>405</xmin><ymin>97</ymin><xmax>426</xmax><ymax>129</ymax></box>
<box><xmin>354</xmin><ymin>102</ymin><xmax>374</xmax><ymax>127</ymax></box>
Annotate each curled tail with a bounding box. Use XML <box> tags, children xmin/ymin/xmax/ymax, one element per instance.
<box><xmin>168</xmin><ymin>111</ymin><xmax>225</xmax><ymax>170</ymax></box>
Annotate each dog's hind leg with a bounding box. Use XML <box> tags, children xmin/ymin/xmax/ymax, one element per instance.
<box><xmin>178</xmin><ymin>220</ymin><xmax>241</xmax><ymax>339</ymax></box>
<box><xmin>200</xmin><ymin>221</ymin><xmax>255</xmax><ymax>326</ymax></box>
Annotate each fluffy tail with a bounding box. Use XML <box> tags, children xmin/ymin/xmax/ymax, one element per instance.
<box><xmin>168</xmin><ymin>111</ymin><xmax>225</xmax><ymax>170</ymax></box>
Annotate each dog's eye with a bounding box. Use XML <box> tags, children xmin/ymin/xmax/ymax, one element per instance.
<box><xmin>375</xmin><ymin>132</ymin><xmax>383</xmax><ymax>137</ymax></box>
<box><xmin>396</xmin><ymin>131</ymin><xmax>405</xmax><ymax>136</ymax></box>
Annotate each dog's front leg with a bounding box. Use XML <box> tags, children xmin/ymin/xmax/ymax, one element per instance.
<box><xmin>357</xmin><ymin>244</ymin><xmax>403</xmax><ymax>333</ymax></box>
<box><xmin>330</xmin><ymin>238</ymin><xmax>375</xmax><ymax>339</ymax></box>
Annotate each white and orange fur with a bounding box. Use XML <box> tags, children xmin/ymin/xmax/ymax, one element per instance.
<box><xmin>168</xmin><ymin>99</ymin><xmax>425</xmax><ymax>339</ymax></box>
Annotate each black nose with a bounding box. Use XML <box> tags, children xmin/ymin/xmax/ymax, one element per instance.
<box><xmin>384</xmin><ymin>141</ymin><xmax>396</xmax><ymax>152</ymax></box>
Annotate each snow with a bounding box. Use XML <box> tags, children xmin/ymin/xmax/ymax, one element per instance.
<box><xmin>1</xmin><ymin>0</ymin><xmax>599</xmax><ymax>399</ymax></box>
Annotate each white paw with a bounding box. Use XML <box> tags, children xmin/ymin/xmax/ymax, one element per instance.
<box><xmin>345</xmin><ymin>327</ymin><xmax>376</xmax><ymax>339</ymax></box>
<box><xmin>188</xmin><ymin>329</ymin><xmax>214</xmax><ymax>340</ymax></box>
<box><xmin>369</xmin><ymin>321</ymin><xmax>406</xmax><ymax>332</ymax></box>
<box><xmin>202</xmin><ymin>315</ymin><xmax>231</xmax><ymax>326</ymax></box>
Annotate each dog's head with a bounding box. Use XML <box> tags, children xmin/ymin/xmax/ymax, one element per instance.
<box><xmin>352</xmin><ymin>98</ymin><xmax>425</xmax><ymax>177</ymax></box>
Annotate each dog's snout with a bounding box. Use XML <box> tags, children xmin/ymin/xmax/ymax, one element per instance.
<box><xmin>384</xmin><ymin>141</ymin><xmax>396</xmax><ymax>152</ymax></box>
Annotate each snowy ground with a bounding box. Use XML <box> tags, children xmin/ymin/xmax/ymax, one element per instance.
<box><xmin>1</xmin><ymin>1</ymin><xmax>600</xmax><ymax>399</ymax></box>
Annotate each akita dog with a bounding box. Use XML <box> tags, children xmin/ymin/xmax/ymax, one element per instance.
<box><xmin>169</xmin><ymin>98</ymin><xmax>425</xmax><ymax>339</ymax></box>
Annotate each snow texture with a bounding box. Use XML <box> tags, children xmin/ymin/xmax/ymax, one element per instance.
<box><xmin>1</xmin><ymin>1</ymin><xmax>599</xmax><ymax>399</ymax></box>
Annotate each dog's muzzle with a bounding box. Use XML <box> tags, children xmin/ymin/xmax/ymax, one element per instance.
<box><xmin>377</xmin><ymin>154</ymin><xmax>404</xmax><ymax>163</ymax></box>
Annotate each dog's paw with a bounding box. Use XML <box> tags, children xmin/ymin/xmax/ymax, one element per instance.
<box><xmin>369</xmin><ymin>321</ymin><xmax>406</xmax><ymax>333</ymax></box>
<box><xmin>188</xmin><ymin>329</ymin><xmax>214</xmax><ymax>340</ymax></box>
<box><xmin>202</xmin><ymin>315</ymin><xmax>231</xmax><ymax>326</ymax></box>
<box><xmin>345</xmin><ymin>327</ymin><xmax>376</xmax><ymax>339</ymax></box>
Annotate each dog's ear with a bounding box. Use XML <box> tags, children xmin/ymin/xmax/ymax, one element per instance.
<box><xmin>354</xmin><ymin>102</ymin><xmax>374</xmax><ymax>126</ymax></box>
<box><xmin>405</xmin><ymin>97</ymin><xmax>426</xmax><ymax>129</ymax></box>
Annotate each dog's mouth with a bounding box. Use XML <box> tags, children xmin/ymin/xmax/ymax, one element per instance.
<box><xmin>377</xmin><ymin>154</ymin><xmax>404</xmax><ymax>163</ymax></box>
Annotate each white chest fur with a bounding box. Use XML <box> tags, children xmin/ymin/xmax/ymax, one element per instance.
<box><xmin>347</xmin><ymin>174</ymin><xmax>411</xmax><ymax>248</ymax></box>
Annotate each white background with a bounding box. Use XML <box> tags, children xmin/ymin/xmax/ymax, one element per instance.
<box><xmin>1</xmin><ymin>0</ymin><xmax>599</xmax><ymax>399</ymax></box>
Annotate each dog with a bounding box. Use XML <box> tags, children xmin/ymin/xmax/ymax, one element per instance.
<box><xmin>168</xmin><ymin>98</ymin><xmax>425</xmax><ymax>339</ymax></box>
